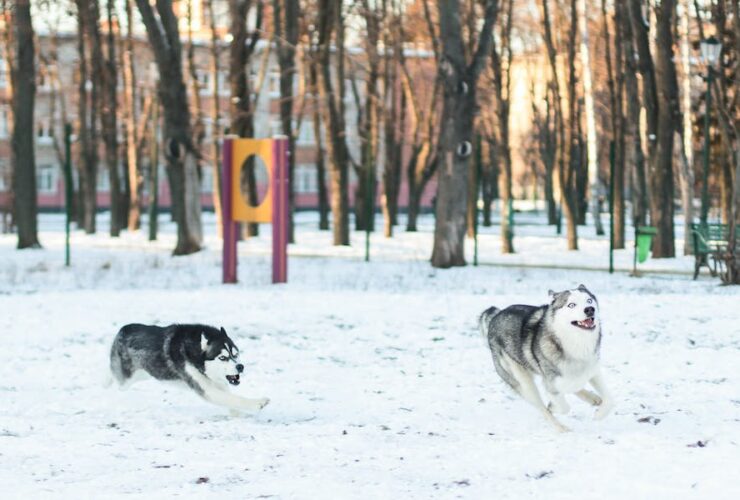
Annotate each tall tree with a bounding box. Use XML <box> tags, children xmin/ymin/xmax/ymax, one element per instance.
<box><xmin>11</xmin><ymin>0</ymin><xmax>39</xmax><ymax>248</ymax></box>
<box><xmin>431</xmin><ymin>0</ymin><xmax>498</xmax><ymax>267</ymax></box>
<box><xmin>316</xmin><ymin>0</ymin><xmax>352</xmax><ymax>245</ymax></box>
<box><xmin>353</xmin><ymin>0</ymin><xmax>381</xmax><ymax>234</ymax></box>
<box><xmin>540</xmin><ymin>0</ymin><xmax>580</xmax><ymax>250</ymax></box>
<box><xmin>490</xmin><ymin>0</ymin><xmax>514</xmax><ymax>253</ymax></box>
<box><xmin>273</xmin><ymin>0</ymin><xmax>300</xmax><ymax>242</ymax></box>
<box><xmin>629</xmin><ymin>0</ymin><xmax>678</xmax><ymax>258</ymax></box>
<box><xmin>578</xmin><ymin>0</ymin><xmax>604</xmax><ymax>236</ymax></box>
<box><xmin>205</xmin><ymin>0</ymin><xmax>223</xmax><ymax>237</ymax></box>
<box><xmin>618</xmin><ymin>0</ymin><xmax>648</xmax><ymax>228</ymax></box>
<box><xmin>405</xmin><ymin>0</ymin><xmax>440</xmax><ymax>232</ymax></box>
<box><xmin>228</xmin><ymin>0</ymin><xmax>262</xmax><ymax>237</ymax></box>
<box><xmin>135</xmin><ymin>0</ymin><xmax>202</xmax><ymax>255</ymax></box>
<box><xmin>75</xmin><ymin>0</ymin><xmax>98</xmax><ymax>233</ymax></box>
<box><xmin>122</xmin><ymin>0</ymin><xmax>141</xmax><ymax>231</ymax></box>
<box><xmin>602</xmin><ymin>0</ymin><xmax>625</xmax><ymax>248</ymax></box>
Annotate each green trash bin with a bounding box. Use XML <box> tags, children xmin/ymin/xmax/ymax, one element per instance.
<box><xmin>633</xmin><ymin>226</ymin><xmax>658</xmax><ymax>274</ymax></box>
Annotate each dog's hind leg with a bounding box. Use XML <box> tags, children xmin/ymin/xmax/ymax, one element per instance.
<box><xmin>589</xmin><ymin>370</ymin><xmax>614</xmax><ymax>420</ymax></box>
<box><xmin>575</xmin><ymin>389</ymin><xmax>602</xmax><ymax>406</ymax></box>
<box><xmin>109</xmin><ymin>342</ymin><xmax>136</xmax><ymax>388</ymax></box>
<box><xmin>499</xmin><ymin>354</ymin><xmax>571</xmax><ymax>433</ymax></box>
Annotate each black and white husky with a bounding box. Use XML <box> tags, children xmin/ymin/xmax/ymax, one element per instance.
<box><xmin>479</xmin><ymin>285</ymin><xmax>614</xmax><ymax>432</ymax></box>
<box><xmin>108</xmin><ymin>323</ymin><xmax>269</xmax><ymax>413</ymax></box>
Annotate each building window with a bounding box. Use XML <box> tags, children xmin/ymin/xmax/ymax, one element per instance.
<box><xmin>201</xmin><ymin>166</ymin><xmax>213</xmax><ymax>193</ymax></box>
<box><xmin>0</xmin><ymin>161</ymin><xmax>8</xmax><ymax>190</ymax></box>
<box><xmin>268</xmin><ymin>72</ymin><xmax>280</xmax><ymax>97</ymax></box>
<box><xmin>36</xmin><ymin>120</ymin><xmax>53</xmax><ymax>145</ymax></box>
<box><xmin>295</xmin><ymin>164</ymin><xmax>317</xmax><ymax>194</ymax></box>
<box><xmin>296</xmin><ymin>119</ymin><xmax>315</xmax><ymax>145</ymax></box>
<box><xmin>0</xmin><ymin>57</ymin><xmax>7</xmax><ymax>88</ymax></box>
<box><xmin>37</xmin><ymin>164</ymin><xmax>58</xmax><ymax>194</ymax></box>
<box><xmin>0</xmin><ymin>105</ymin><xmax>9</xmax><ymax>138</ymax></box>
<box><xmin>97</xmin><ymin>169</ymin><xmax>110</xmax><ymax>191</ymax></box>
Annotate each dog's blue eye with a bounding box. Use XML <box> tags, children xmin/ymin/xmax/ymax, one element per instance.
<box><xmin>219</xmin><ymin>356</ymin><xmax>229</xmax><ymax>361</ymax></box>
<box><xmin>568</xmin><ymin>303</ymin><xmax>576</xmax><ymax>308</ymax></box>
<box><xmin>587</xmin><ymin>299</ymin><xmax>593</xmax><ymax>304</ymax></box>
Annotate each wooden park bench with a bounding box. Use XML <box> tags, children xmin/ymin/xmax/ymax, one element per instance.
<box><xmin>689</xmin><ymin>223</ymin><xmax>739</xmax><ymax>280</ymax></box>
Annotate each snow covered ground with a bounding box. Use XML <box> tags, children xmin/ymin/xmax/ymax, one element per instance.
<box><xmin>1</xmin><ymin>212</ymin><xmax>739</xmax><ymax>499</ymax></box>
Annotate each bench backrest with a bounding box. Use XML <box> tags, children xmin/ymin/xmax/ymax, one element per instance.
<box><xmin>690</xmin><ymin>223</ymin><xmax>740</xmax><ymax>252</ymax></box>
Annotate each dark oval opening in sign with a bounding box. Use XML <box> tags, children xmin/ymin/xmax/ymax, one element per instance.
<box><xmin>239</xmin><ymin>154</ymin><xmax>269</xmax><ymax>208</ymax></box>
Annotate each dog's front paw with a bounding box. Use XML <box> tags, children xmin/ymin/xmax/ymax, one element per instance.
<box><xmin>258</xmin><ymin>398</ymin><xmax>270</xmax><ymax>410</ymax></box>
<box><xmin>593</xmin><ymin>401</ymin><xmax>614</xmax><ymax>420</ymax></box>
<box><xmin>548</xmin><ymin>400</ymin><xmax>570</xmax><ymax>415</ymax></box>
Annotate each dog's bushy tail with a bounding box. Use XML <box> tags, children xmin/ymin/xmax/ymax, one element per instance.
<box><xmin>478</xmin><ymin>306</ymin><xmax>500</xmax><ymax>338</ymax></box>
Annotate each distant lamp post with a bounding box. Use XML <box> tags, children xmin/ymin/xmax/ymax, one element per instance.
<box><xmin>699</xmin><ymin>36</ymin><xmax>721</xmax><ymax>225</ymax></box>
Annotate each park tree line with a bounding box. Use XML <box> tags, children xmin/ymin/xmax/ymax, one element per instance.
<box><xmin>1</xmin><ymin>0</ymin><xmax>738</xmax><ymax>282</ymax></box>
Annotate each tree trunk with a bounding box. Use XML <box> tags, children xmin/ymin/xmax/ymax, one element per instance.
<box><xmin>273</xmin><ymin>0</ymin><xmax>299</xmax><ymax>242</ymax></box>
<box><xmin>629</xmin><ymin>0</ymin><xmax>676</xmax><ymax>257</ymax></box>
<box><xmin>308</xmin><ymin>60</ymin><xmax>329</xmax><ymax>230</ymax></box>
<box><xmin>541</xmin><ymin>0</ymin><xmax>579</xmax><ymax>249</ymax></box>
<box><xmin>76</xmin><ymin>0</ymin><xmax>98</xmax><ymax>234</ymax></box>
<box><xmin>135</xmin><ymin>0</ymin><xmax>202</xmax><ymax>255</ymax></box>
<box><xmin>205</xmin><ymin>0</ymin><xmax>223</xmax><ymax>237</ymax></box>
<box><xmin>603</xmin><ymin>0</ymin><xmax>626</xmax><ymax>249</ymax></box>
<box><xmin>491</xmin><ymin>0</ymin><xmax>514</xmax><ymax>253</ymax></box>
<box><xmin>316</xmin><ymin>0</ymin><xmax>350</xmax><ymax>245</ymax></box>
<box><xmin>578</xmin><ymin>0</ymin><xmax>604</xmax><ymax>236</ymax></box>
<box><xmin>619</xmin><ymin>0</ymin><xmax>647</xmax><ymax>228</ymax></box>
<box><xmin>228</xmin><ymin>0</ymin><xmax>261</xmax><ymax>237</ymax></box>
<box><xmin>481</xmin><ymin>139</ymin><xmax>498</xmax><ymax>227</ymax></box>
<box><xmin>676</xmin><ymin>0</ymin><xmax>695</xmax><ymax>254</ymax></box>
<box><xmin>651</xmin><ymin>0</ymin><xmax>678</xmax><ymax>257</ymax></box>
<box><xmin>123</xmin><ymin>0</ymin><xmax>141</xmax><ymax>231</ymax></box>
<box><xmin>11</xmin><ymin>0</ymin><xmax>40</xmax><ymax>248</ymax></box>
<box><xmin>431</xmin><ymin>0</ymin><xmax>498</xmax><ymax>268</ymax></box>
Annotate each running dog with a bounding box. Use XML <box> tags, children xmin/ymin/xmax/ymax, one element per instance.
<box><xmin>479</xmin><ymin>285</ymin><xmax>614</xmax><ymax>432</ymax></box>
<box><xmin>109</xmin><ymin>323</ymin><xmax>269</xmax><ymax>413</ymax></box>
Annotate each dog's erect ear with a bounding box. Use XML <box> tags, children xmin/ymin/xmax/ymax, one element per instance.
<box><xmin>200</xmin><ymin>332</ymin><xmax>209</xmax><ymax>352</ymax></box>
<box><xmin>548</xmin><ymin>289</ymin><xmax>556</xmax><ymax>297</ymax></box>
<box><xmin>220</xmin><ymin>327</ymin><xmax>227</xmax><ymax>336</ymax></box>
<box><xmin>578</xmin><ymin>284</ymin><xmax>588</xmax><ymax>291</ymax></box>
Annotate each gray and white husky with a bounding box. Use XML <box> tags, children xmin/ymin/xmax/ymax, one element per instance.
<box><xmin>109</xmin><ymin>323</ymin><xmax>269</xmax><ymax>413</ymax></box>
<box><xmin>479</xmin><ymin>285</ymin><xmax>614</xmax><ymax>432</ymax></box>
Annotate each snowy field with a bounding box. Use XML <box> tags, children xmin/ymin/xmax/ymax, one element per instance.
<box><xmin>1</xmin><ymin>212</ymin><xmax>739</xmax><ymax>499</ymax></box>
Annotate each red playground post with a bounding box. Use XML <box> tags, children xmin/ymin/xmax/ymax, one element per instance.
<box><xmin>221</xmin><ymin>137</ymin><xmax>289</xmax><ymax>284</ymax></box>
<box><xmin>271</xmin><ymin>137</ymin><xmax>289</xmax><ymax>283</ymax></box>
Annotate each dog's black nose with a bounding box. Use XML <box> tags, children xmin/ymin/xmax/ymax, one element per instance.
<box><xmin>235</xmin><ymin>364</ymin><xmax>244</xmax><ymax>373</ymax></box>
<box><xmin>584</xmin><ymin>306</ymin><xmax>595</xmax><ymax>317</ymax></box>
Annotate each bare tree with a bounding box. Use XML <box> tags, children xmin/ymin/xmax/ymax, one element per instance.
<box><xmin>11</xmin><ymin>0</ymin><xmax>39</xmax><ymax>248</ymax></box>
<box><xmin>618</xmin><ymin>0</ymin><xmax>648</xmax><ymax>228</ymax></box>
<box><xmin>135</xmin><ymin>0</ymin><xmax>202</xmax><ymax>255</ymax></box>
<box><xmin>228</xmin><ymin>0</ymin><xmax>262</xmax><ymax>237</ymax></box>
<box><xmin>602</xmin><ymin>0</ymin><xmax>625</xmax><ymax>248</ymax></box>
<box><xmin>430</xmin><ymin>0</ymin><xmax>498</xmax><ymax>267</ymax></box>
<box><xmin>405</xmin><ymin>0</ymin><xmax>440</xmax><ymax>232</ymax></box>
<box><xmin>316</xmin><ymin>0</ymin><xmax>352</xmax><ymax>245</ymax></box>
<box><xmin>490</xmin><ymin>0</ymin><xmax>514</xmax><ymax>253</ymax></box>
<box><xmin>629</xmin><ymin>0</ymin><xmax>678</xmax><ymax>258</ymax></box>
<box><xmin>540</xmin><ymin>0</ymin><xmax>579</xmax><ymax>250</ymax></box>
<box><xmin>273</xmin><ymin>0</ymin><xmax>300</xmax><ymax>242</ymax></box>
<box><xmin>122</xmin><ymin>0</ymin><xmax>141</xmax><ymax>231</ymax></box>
<box><xmin>75</xmin><ymin>0</ymin><xmax>99</xmax><ymax>234</ymax></box>
<box><xmin>578</xmin><ymin>0</ymin><xmax>604</xmax><ymax>236</ymax></box>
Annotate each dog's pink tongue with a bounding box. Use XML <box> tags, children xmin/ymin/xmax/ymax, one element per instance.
<box><xmin>584</xmin><ymin>318</ymin><xmax>594</xmax><ymax>328</ymax></box>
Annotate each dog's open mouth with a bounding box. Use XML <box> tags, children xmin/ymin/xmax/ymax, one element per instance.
<box><xmin>572</xmin><ymin>318</ymin><xmax>596</xmax><ymax>330</ymax></box>
<box><xmin>225</xmin><ymin>374</ymin><xmax>240</xmax><ymax>386</ymax></box>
